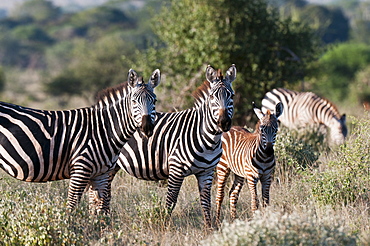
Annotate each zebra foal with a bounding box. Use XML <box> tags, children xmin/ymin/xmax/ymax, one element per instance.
<box><xmin>262</xmin><ymin>88</ymin><xmax>347</xmax><ymax>145</ymax></box>
<box><xmin>0</xmin><ymin>68</ymin><xmax>160</xmax><ymax>214</ymax></box>
<box><xmin>110</xmin><ymin>65</ymin><xmax>236</xmax><ymax>228</ymax></box>
<box><xmin>215</xmin><ymin>102</ymin><xmax>283</xmax><ymax>224</ymax></box>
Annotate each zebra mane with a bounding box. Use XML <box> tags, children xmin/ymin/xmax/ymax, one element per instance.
<box><xmin>95</xmin><ymin>82</ymin><xmax>129</xmax><ymax>105</ymax></box>
<box><xmin>192</xmin><ymin>80</ymin><xmax>211</xmax><ymax>108</ymax></box>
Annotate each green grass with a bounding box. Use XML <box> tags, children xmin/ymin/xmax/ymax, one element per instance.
<box><xmin>1</xmin><ymin>114</ymin><xmax>370</xmax><ymax>245</ymax></box>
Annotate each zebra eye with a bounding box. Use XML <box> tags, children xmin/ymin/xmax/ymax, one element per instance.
<box><xmin>210</xmin><ymin>94</ymin><xmax>215</xmax><ymax>100</ymax></box>
<box><xmin>132</xmin><ymin>100</ymin><xmax>138</xmax><ymax>106</ymax></box>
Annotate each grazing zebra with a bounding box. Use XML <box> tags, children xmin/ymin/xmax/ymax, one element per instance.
<box><xmin>261</xmin><ymin>88</ymin><xmax>347</xmax><ymax>145</ymax></box>
<box><xmin>110</xmin><ymin>65</ymin><xmax>236</xmax><ymax>228</ymax></box>
<box><xmin>0</xmin><ymin>68</ymin><xmax>160</xmax><ymax>214</ymax></box>
<box><xmin>215</xmin><ymin>102</ymin><xmax>283</xmax><ymax>224</ymax></box>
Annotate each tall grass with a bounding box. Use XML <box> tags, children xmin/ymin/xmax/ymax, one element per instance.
<box><xmin>0</xmin><ymin>113</ymin><xmax>369</xmax><ymax>245</ymax></box>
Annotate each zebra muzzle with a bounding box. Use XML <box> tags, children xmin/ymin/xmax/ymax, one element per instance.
<box><xmin>218</xmin><ymin>111</ymin><xmax>232</xmax><ymax>132</ymax></box>
<box><xmin>265</xmin><ymin>142</ymin><xmax>274</xmax><ymax>156</ymax></box>
<box><xmin>139</xmin><ymin>115</ymin><xmax>154</xmax><ymax>138</ymax></box>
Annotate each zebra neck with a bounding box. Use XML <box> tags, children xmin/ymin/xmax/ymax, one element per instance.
<box><xmin>195</xmin><ymin>103</ymin><xmax>222</xmax><ymax>149</ymax></box>
<box><xmin>256</xmin><ymin>135</ymin><xmax>274</xmax><ymax>158</ymax></box>
<box><xmin>95</xmin><ymin>100</ymin><xmax>136</xmax><ymax>150</ymax></box>
<box><xmin>197</xmin><ymin>102</ymin><xmax>222</xmax><ymax>141</ymax></box>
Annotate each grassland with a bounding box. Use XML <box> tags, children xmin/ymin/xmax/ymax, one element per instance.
<box><xmin>0</xmin><ymin>113</ymin><xmax>369</xmax><ymax>245</ymax></box>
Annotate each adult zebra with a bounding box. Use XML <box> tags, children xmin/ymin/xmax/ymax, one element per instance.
<box><xmin>0</xmin><ymin>68</ymin><xmax>160</xmax><ymax>214</ymax></box>
<box><xmin>110</xmin><ymin>65</ymin><xmax>236</xmax><ymax>228</ymax></box>
<box><xmin>261</xmin><ymin>88</ymin><xmax>347</xmax><ymax>145</ymax></box>
<box><xmin>215</xmin><ymin>102</ymin><xmax>283</xmax><ymax>225</ymax></box>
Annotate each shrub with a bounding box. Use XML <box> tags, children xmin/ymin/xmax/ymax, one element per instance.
<box><xmin>308</xmin><ymin>113</ymin><xmax>370</xmax><ymax>206</ymax></box>
<box><xmin>274</xmin><ymin>127</ymin><xmax>322</xmax><ymax>183</ymax></box>
<box><xmin>202</xmin><ymin>208</ymin><xmax>358</xmax><ymax>246</ymax></box>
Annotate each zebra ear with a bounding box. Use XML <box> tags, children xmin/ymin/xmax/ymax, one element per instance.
<box><xmin>254</xmin><ymin>108</ymin><xmax>264</xmax><ymax>120</ymax></box>
<box><xmin>253</xmin><ymin>102</ymin><xmax>264</xmax><ymax>120</ymax></box>
<box><xmin>128</xmin><ymin>69</ymin><xmax>138</xmax><ymax>88</ymax></box>
<box><xmin>149</xmin><ymin>69</ymin><xmax>160</xmax><ymax>89</ymax></box>
<box><xmin>205</xmin><ymin>65</ymin><xmax>217</xmax><ymax>83</ymax></box>
<box><xmin>275</xmin><ymin>102</ymin><xmax>284</xmax><ymax>118</ymax></box>
<box><xmin>225</xmin><ymin>64</ymin><xmax>236</xmax><ymax>83</ymax></box>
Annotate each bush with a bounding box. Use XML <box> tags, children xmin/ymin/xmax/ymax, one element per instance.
<box><xmin>308</xmin><ymin>113</ymin><xmax>370</xmax><ymax>206</ymax></box>
<box><xmin>274</xmin><ymin>127</ymin><xmax>322</xmax><ymax>183</ymax></box>
<box><xmin>0</xmin><ymin>178</ymin><xmax>111</xmax><ymax>246</ymax></box>
<box><xmin>202</xmin><ymin>208</ymin><xmax>358</xmax><ymax>246</ymax></box>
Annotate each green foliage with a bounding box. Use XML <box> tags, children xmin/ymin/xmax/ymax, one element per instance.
<box><xmin>299</xmin><ymin>5</ymin><xmax>349</xmax><ymax>44</ymax></box>
<box><xmin>69</xmin><ymin>6</ymin><xmax>134</xmax><ymax>38</ymax></box>
<box><xmin>312</xmin><ymin>42</ymin><xmax>370</xmax><ymax>102</ymax></box>
<box><xmin>202</xmin><ymin>208</ymin><xmax>358</xmax><ymax>245</ymax></box>
<box><xmin>348</xmin><ymin>65</ymin><xmax>370</xmax><ymax>108</ymax></box>
<box><xmin>11</xmin><ymin>25</ymin><xmax>54</xmax><ymax>45</ymax></box>
<box><xmin>309</xmin><ymin>114</ymin><xmax>370</xmax><ymax>206</ymax></box>
<box><xmin>132</xmin><ymin>0</ymin><xmax>320</xmax><ymax>125</ymax></box>
<box><xmin>274</xmin><ymin>127</ymin><xmax>322</xmax><ymax>183</ymax></box>
<box><xmin>10</xmin><ymin>0</ymin><xmax>61</xmax><ymax>22</ymax></box>
<box><xmin>45</xmin><ymin>34</ymin><xmax>136</xmax><ymax>102</ymax></box>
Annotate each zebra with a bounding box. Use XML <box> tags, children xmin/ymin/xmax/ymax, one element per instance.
<box><xmin>215</xmin><ymin>102</ymin><xmax>283</xmax><ymax>224</ymax></box>
<box><xmin>0</xmin><ymin>68</ymin><xmax>160</xmax><ymax>214</ymax></box>
<box><xmin>261</xmin><ymin>88</ymin><xmax>347</xmax><ymax>145</ymax></box>
<box><xmin>108</xmin><ymin>65</ymin><xmax>236</xmax><ymax>228</ymax></box>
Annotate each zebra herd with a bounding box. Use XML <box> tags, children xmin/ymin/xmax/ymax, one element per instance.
<box><xmin>0</xmin><ymin>65</ymin><xmax>347</xmax><ymax>228</ymax></box>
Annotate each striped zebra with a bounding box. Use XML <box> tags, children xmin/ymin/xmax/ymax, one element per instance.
<box><xmin>110</xmin><ymin>65</ymin><xmax>236</xmax><ymax>228</ymax></box>
<box><xmin>215</xmin><ymin>102</ymin><xmax>283</xmax><ymax>224</ymax></box>
<box><xmin>261</xmin><ymin>88</ymin><xmax>347</xmax><ymax>145</ymax></box>
<box><xmin>0</xmin><ymin>68</ymin><xmax>160</xmax><ymax>214</ymax></box>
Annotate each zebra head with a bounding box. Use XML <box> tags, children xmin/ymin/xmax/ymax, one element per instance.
<box><xmin>205</xmin><ymin>64</ymin><xmax>236</xmax><ymax>132</ymax></box>
<box><xmin>330</xmin><ymin>114</ymin><xmax>347</xmax><ymax>145</ymax></box>
<box><xmin>128</xmin><ymin>69</ymin><xmax>160</xmax><ymax>138</ymax></box>
<box><xmin>254</xmin><ymin>102</ymin><xmax>283</xmax><ymax>153</ymax></box>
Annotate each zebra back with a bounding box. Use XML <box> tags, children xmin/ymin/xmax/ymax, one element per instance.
<box><xmin>261</xmin><ymin>88</ymin><xmax>347</xmax><ymax>144</ymax></box>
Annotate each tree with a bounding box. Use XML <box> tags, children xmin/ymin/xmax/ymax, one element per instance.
<box><xmin>311</xmin><ymin>42</ymin><xmax>370</xmax><ymax>103</ymax></box>
<box><xmin>45</xmin><ymin>33</ymin><xmax>136</xmax><ymax>104</ymax></box>
<box><xmin>299</xmin><ymin>5</ymin><xmax>350</xmax><ymax>44</ymax></box>
<box><xmin>133</xmin><ymin>0</ymin><xmax>320</xmax><ymax>125</ymax></box>
<box><xmin>10</xmin><ymin>0</ymin><xmax>61</xmax><ymax>22</ymax></box>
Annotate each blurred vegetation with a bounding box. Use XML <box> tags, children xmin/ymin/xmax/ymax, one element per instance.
<box><xmin>0</xmin><ymin>0</ymin><xmax>368</xmax><ymax>117</ymax></box>
<box><xmin>130</xmin><ymin>0</ymin><xmax>321</xmax><ymax>125</ymax></box>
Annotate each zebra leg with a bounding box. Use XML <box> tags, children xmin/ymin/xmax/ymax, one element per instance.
<box><xmin>246</xmin><ymin>176</ymin><xmax>259</xmax><ymax>212</ymax></box>
<box><xmin>229</xmin><ymin>174</ymin><xmax>245</xmax><ymax>221</ymax></box>
<box><xmin>88</xmin><ymin>166</ymin><xmax>120</xmax><ymax>214</ymax></box>
<box><xmin>88</xmin><ymin>172</ymin><xmax>112</xmax><ymax>215</ymax></box>
<box><xmin>67</xmin><ymin>169</ymin><xmax>91</xmax><ymax>211</ymax></box>
<box><xmin>260</xmin><ymin>174</ymin><xmax>272</xmax><ymax>208</ymax></box>
<box><xmin>215</xmin><ymin>166</ymin><xmax>231</xmax><ymax>226</ymax></box>
<box><xmin>166</xmin><ymin>174</ymin><xmax>185</xmax><ymax>214</ymax></box>
<box><xmin>196</xmin><ymin>171</ymin><xmax>214</xmax><ymax>229</ymax></box>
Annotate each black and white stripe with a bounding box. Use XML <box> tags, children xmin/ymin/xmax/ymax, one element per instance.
<box><xmin>113</xmin><ymin>65</ymin><xmax>236</xmax><ymax>228</ymax></box>
<box><xmin>215</xmin><ymin>102</ymin><xmax>283</xmax><ymax>224</ymax></box>
<box><xmin>0</xmin><ymin>69</ymin><xmax>160</xmax><ymax>214</ymax></box>
<box><xmin>262</xmin><ymin>88</ymin><xmax>347</xmax><ymax>145</ymax></box>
